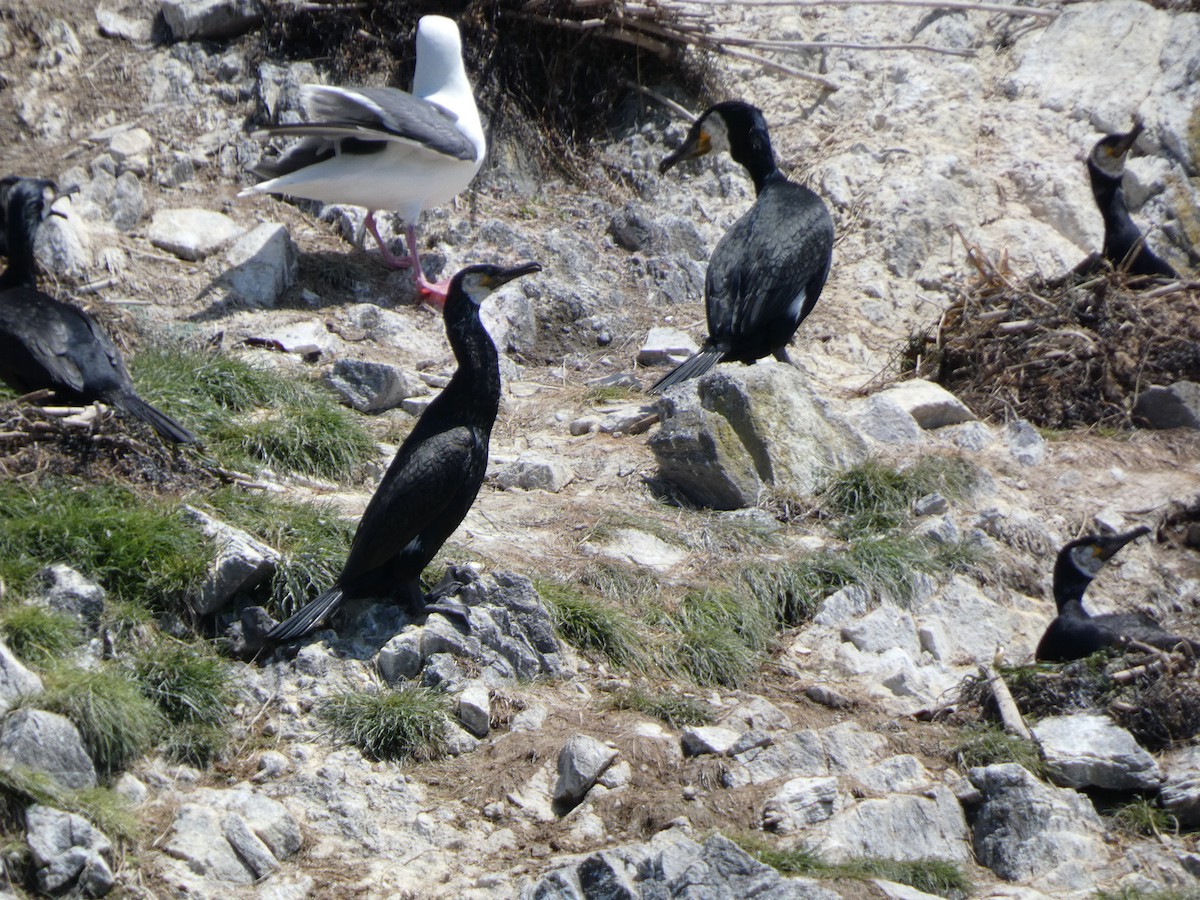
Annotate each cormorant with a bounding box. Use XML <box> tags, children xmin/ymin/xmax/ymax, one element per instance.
<box><xmin>264</xmin><ymin>261</ymin><xmax>541</xmax><ymax>645</ymax></box>
<box><xmin>1087</xmin><ymin>120</ymin><xmax>1179</xmax><ymax>279</ymax></box>
<box><xmin>1035</xmin><ymin>526</ymin><xmax>1199</xmax><ymax>662</ymax></box>
<box><xmin>0</xmin><ymin>178</ymin><xmax>197</xmax><ymax>444</ymax></box>
<box><xmin>240</xmin><ymin>15</ymin><xmax>485</xmax><ymax>305</ymax></box>
<box><xmin>650</xmin><ymin>101</ymin><xmax>834</xmax><ymax>393</ymax></box>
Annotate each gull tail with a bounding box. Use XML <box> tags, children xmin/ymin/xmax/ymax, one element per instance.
<box><xmin>649</xmin><ymin>347</ymin><xmax>724</xmax><ymax>394</ymax></box>
<box><xmin>265</xmin><ymin>587</ymin><xmax>345</xmax><ymax>645</ymax></box>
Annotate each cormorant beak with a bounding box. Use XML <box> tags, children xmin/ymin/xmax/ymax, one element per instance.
<box><xmin>1093</xmin><ymin>525</ymin><xmax>1151</xmax><ymax>561</ymax></box>
<box><xmin>659</xmin><ymin>126</ymin><xmax>712</xmax><ymax>175</ymax></box>
<box><xmin>485</xmin><ymin>261</ymin><xmax>541</xmax><ymax>289</ymax></box>
<box><xmin>46</xmin><ymin>183</ymin><xmax>79</xmax><ymax>220</ymax></box>
<box><xmin>1109</xmin><ymin>119</ymin><xmax>1144</xmax><ymax>160</ymax></box>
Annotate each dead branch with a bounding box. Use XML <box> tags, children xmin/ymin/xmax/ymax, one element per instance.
<box><xmin>979</xmin><ymin>663</ymin><xmax>1031</xmax><ymax>740</ymax></box>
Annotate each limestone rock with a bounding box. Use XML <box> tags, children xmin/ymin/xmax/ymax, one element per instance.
<box><xmin>182</xmin><ymin>507</ymin><xmax>280</xmax><ymax>616</ymax></box>
<box><xmin>650</xmin><ymin>363</ymin><xmax>868</xmax><ymax>509</ymax></box>
<box><xmin>1133</xmin><ymin>382</ymin><xmax>1200</xmax><ymax>429</ymax></box>
<box><xmin>637</xmin><ymin>327</ymin><xmax>699</xmax><ymax>367</ymax></box>
<box><xmin>817</xmin><ymin>786</ymin><xmax>971</xmax><ymax>864</ymax></box>
<box><xmin>871</xmin><ymin>380</ymin><xmax>976</xmax><ymax>430</ymax></box>
<box><xmin>219</xmin><ymin>222</ymin><xmax>298</xmax><ymax>308</ymax></box>
<box><xmin>325</xmin><ymin>359</ymin><xmax>422</xmax><ymax>414</ymax></box>
<box><xmin>32</xmin><ymin>564</ymin><xmax>105</xmax><ymax>627</ymax></box>
<box><xmin>841</xmin><ymin>605</ymin><xmax>921</xmax><ymax>658</ymax></box>
<box><xmin>148</xmin><ymin>208</ymin><xmax>244</xmax><ymax>261</ymax></box>
<box><xmin>0</xmin><ymin>709</ymin><xmax>96</xmax><ymax>791</ymax></box>
<box><xmin>162</xmin><ymin>0</ymin><xmax>264</xmax><ymax>40</ymax></box>
<box><xmin>26</xmin><ymin>804</ymin><xmax>114</xmax><ymax>897</ymax></box>
<box><xmin>495</xmin><ymin>453</ymin><xmax>575</xmax><ymax>493</ymax></box>
<box><xmin>724</xmin><ymin>722</ymin><xmax>887</xmax><ymax>789</ymax></box>
<box><xmin>0</xmin><ymin>642</ymin><xmax>43</xmax><ymax>715</ymax></box>
<box><xmin>1032</xmin><ymin>714</ymin><xmax>1162</xmax><ymax>791</ymax></box>
<box><xmin>457</xmin><ymin>680</ymin><xmax>491</xmax><ymax>739</ymax></box>
<box><xmin>553</xmin><ymin>734</ymin><xmax>617</xmax><ymax>813</ymax></box>
<box><xmin>763</xmin><ymin>776</ymin><xmax>841</xmax><ymax>833</ymax></box>
<box><xmin>1161</xmin><ymin>745</ymin><xmax>1200</xmax><ymax>826</ymax></box>
<box><xmin>680</xmin><ymin>726</ymin><xmax>740</xmax><ymax>757</ymax></box>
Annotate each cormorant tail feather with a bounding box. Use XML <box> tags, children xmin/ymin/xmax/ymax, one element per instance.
<box><xmin>266</xmin><ymin>587</ymin><xmax>345</xmax><ymax>645</ymax></box>
<box><xmin>649</xmin><ymin>347</ymin><xmax>724</xmax><ymax>394</ymax></box>
<box><xmin>114</xmin><ymin>393</ymin><xmax>199</xmax><ymax>445</ymax></box>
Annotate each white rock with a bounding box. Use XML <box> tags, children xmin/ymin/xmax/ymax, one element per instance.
<box><xmin>680</xmin><ymin>726</ymin><xmax>741</xmax><ymax>757</ymax></box>
<box><xmin>763</xmin><ymin>776</ymin><xmax>841</xmax><ymax>833</ymax></box>
<box><xmin>637</xmin><ymin>327</ymin><xmax>700</xmax><ymax>366</ymax></box>
<box><xmin>871</xmin><ymin>380</ymin><xmax>976</xmax><ymax>430</ymax></box>
<box><xmin>148</xmin><ymin>208</ymin><xmax>244</xmax><ymax>261</ymax></box>
<box><xmin>553</xmin><ymin>734</ymin><xmax>618</xmax><ymax>811</ymax></box>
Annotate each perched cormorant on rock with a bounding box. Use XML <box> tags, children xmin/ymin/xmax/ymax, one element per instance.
<box><xmin>1087</xmin><ymin>120</ymin><xmax>1179</xmax><ymax>279</ymax></box>
<box><xmin>240</xmin><ymin>15</ymin><xmax>485</xmax><ymax>305</ymax></box>
<box><xmin>0</xmin><ymin>178</ymin><xmax>197</xmax><ymax>444</ymax></box>
<box><xmin>1036</xmin><ymin>526</ymin><xmax>1199</xmax><ymax>662</ymax></box>
<box><xmin>265</xmin><ymin>261</ymin><xmax>541</xmax><ymax>645</ymax></box>
<box><xmin>650</xmin><ymin>101</ymin><xmax>834</xmax><ymax>393</ymax></box>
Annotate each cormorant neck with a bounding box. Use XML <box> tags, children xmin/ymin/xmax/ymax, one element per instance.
<box><xmin>731</xmin><ymin>137</ymin><xmax>781</xmax><ymax>195</ymax></box>
<box><xmin>442</xmin><ymin>296</ymin><xmax>500</xmax><ymax>425</ymax></box>
<box><xmin>1052</xmin><ymin>561</ymin><xmax>1093</xmax><ymax>616</ymax></box>
<box><xmin>0</xmin><ymin>209</ymin><xmax>38</xmax><ymax>290</ymax></box>
<box><xmin>1088</xmin><ymin>163</ymin><xmax>1129</xmax><ymax>229</ymax></box>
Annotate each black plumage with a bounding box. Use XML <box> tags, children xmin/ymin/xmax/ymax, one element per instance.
<box><xmin>265</xmin><ymin>261</ymin><xmax>541</xmax><ymax>645</ymax></box>
<box><xmin>1035</xmin><ymin>526</ymin><xmax>1199</xmax><ymax>662</ymax></box>
<box><xmin>1087</xmin><ymin>121</ymin><xmax>1179</xmax><ymax>279</ymax></box>
<box><xmin>651</xmin><ymin>101</ymin><xmax>834</xmax><ymax>393</ymax></box>
<box><xmin>0</xmin><ymin>178</ymin><xmax>197</xmax><ymax>444</ymax></box>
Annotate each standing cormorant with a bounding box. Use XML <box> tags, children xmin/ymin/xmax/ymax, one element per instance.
<box><xmin>1035</xmin><ymin>526</ymin><xmax>1198</xmax><ymax>662</ymax></box>
<box><xmin>264</xmin><ymin>261</ymin><xmax>541</xmax><ymax>645</ymax></box>
<box><xmin>650</xmin><ymin>101</ymin><xmax>834</xmax><ymax>393</ymax></box>
<box><xmin>0</xmin><ymin>178</ymin><xmax>197</xmax><ymax>444</ymax></box>
<box><xmin>1087</xmin><ymin>121</ymin><xmax>1179</xmax><ymax>279</ymax></box>
<box><xmin>240</xmin><ymin>16</ymin><xmax>486</xmax><ymax>305</ymax></box>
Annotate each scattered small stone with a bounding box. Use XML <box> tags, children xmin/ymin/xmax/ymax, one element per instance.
<box><xmin>680</xmin><ymin>725</ymin><xmax>741</xmax><ymax>757</ymax></box>
<box><xmin>1006</xmin><ymin>419</ymin><xmax>1047</xmax><ymax>466</ymax></box>
<box><xmin>805</xmin><ymin>684</ymin><xmax>854</xmax><ymax>709</ymax></box>
<box><xmin>457</xmin><ymin>680</ymin><xmax>491</xmax><ymax>739</ymax></box>
<box><xmin>553</xmin><ymin>735</ymin><xmax>617</xmax><ymax>814</ymax></box>
<box><xmin>871</xmin><ymin>379</ymin><xmax>977</xmax><ymax>429</ymax></box>
<box><xmin>148</xmin><ymin>208</ymin><xmax>244</xmax><ymax>261</ymax></box>
<box><xmin>220</xmin><ymin>222</ymin><xmax>298</xmax><ymax>308</ymax></box>
<box><xmin>636</xmin><ymin>327</ymin><xmax>699</xmax><ymax>366</ymax></box>
<box><xmin>325</xmin><ymin>358</ymin><xmax>422</xmax><ymax>413</ymax></box>
<box><xmin>161</xmin><ymin>0</ymin><xmax>265</xmax><ymax>41</ymax></box>
<box><xmin>495</xmin><ymin>453</ymin><xmax>575</xmax><ymax>493</ymax></box>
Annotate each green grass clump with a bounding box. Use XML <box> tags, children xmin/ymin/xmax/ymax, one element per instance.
<box><xmin>538</xmin><ymin>579</ymin><xmax>646</xmax><ymax>670</ymax></box>
<box><xmin>663</xmin><ymin>590</ymin><xmax>772</xmax><ymax>688</ymax></box>
<box><xmin>609</xmin><ymin>687</ymin><xmax>714</xmax><ymax>728</ymax></box>
<box><xmin>0</xmin><ymin>605</ymin><xmax>81</xmax><ymax>667</ymax></box>
<box><xmin>0</xmin><ymin>765</ymin><xmax>138</xmax><ymax>843</ymax></box>
<box><xmin>204</xmin><ymin>487</ymin><xmax>355</xmax><ymax>619</ymax></box>
<box><xmin>132</xmin><ymin>641</ymin><xmax>232</xmax><ymax>766</ymax></box>
<box><xmin>0</xmin><ymin>478</ymin><xmax>208</xmax><ymax>610</ymax></box>
<box><xmin>1105</xmin><ymin>797</ymin><xmax>1177</xmax><ymax>838</ymax></box>
<box><xmin>951</xmin><ymin>723</ymin><xmax>1047</xmax><ymax>779</ymax></box>
<box><xmin>738</xmin><ymin>835</ymin><xmax>970</xmax><ymax>899</ymax></box>
<box><xmin>33</xmin><ymin>666</ymin><xmax>164</xmax><ymax>776</ymax></box>
<box><xmin>318</xmin><ymin>686</ymin><xmax>448</xmax><ymax>762</ymax></box>
<box><xmin>132</xmin><ymin>346</ymin><xmax>377</xmax><ymax>479</ymax></box>
<box><xmin>1095</xmin><ymin>889</ymin><xmax>1200</xmax><ymax>900</ymax></box>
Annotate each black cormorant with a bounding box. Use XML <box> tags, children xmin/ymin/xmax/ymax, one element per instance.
<box><xmin>265</xmin><ymin>261</ymin><xmax>541</xmax><ymax>645</ymax></box>
<box><xmin>651</xmin><ymin>101</ymin><xmax>834</xmax><ymax>393</ymax></box>
<box><xmin>1035</xmin><ymin>526</ymin><xmax>1198</xmax><ymax>662</ymax></box>
<box><xmin>1087</xmin><ymin>121</ymin><xmax>1179</xmax><ymax>279</ymax></box>
<box><xmin>0</xmin><ymin>178</ymin><xmax>197</xmax><ymax>444</ymax></box>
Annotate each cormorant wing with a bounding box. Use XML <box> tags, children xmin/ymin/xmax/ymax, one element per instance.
<box><xmin>709</xmin><ymin>183</ymin><xmax>833</xmax><ymax>342</ymax></box>
<box><xmin>337</xmin><ymin>423</ymin><xmax>483</xmax><ymax>582</ymax></box>
<box><xmin>0</xmin><ymin>290</ymin><xmax>124</xmax><ymax>395</ymax></box>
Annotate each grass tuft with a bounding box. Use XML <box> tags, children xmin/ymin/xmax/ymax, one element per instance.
<box><xmin>33</xmin><ymin>665</ymin><xmax>164</xmax><ymax>776</ymax></box>
<box><xmin>662</xmin><ymin>590</ymin><xmax>771</xmax><ymax>688</ymax></box>
<box><xmin>319</xmin><ymin>686</ymin><xmax>448</xmax><ymax>762</ymax></box>
<box><xmin>1104</xmin><ymin>796</ymin><xmax>1177</xmax><ymax>838</ymax></box>
<box><xmin>950</xmin><ymin>722</ymin><xmax>1047</xmax><ymax>779</ymax></box>
<box><xmin>0</xmin><ymin>605</ymin><xmax>81</xmax><ymax>667</ymax></box>
<box><xmin>0</xmin><ymin>764</ymin><xmax>138</xmax><ymax>843</ymax></box>
<box><xmin>609</xmin><ymin>687</ymin><xmax>714</xmax><ymax>728</ymax></box>
<box><xmin>538</xmin><ymin>579</ymin><xmax>646</xmax><ymax>670</ymax></box>
<box><xmin>132</xmin><ymin>640</ymin><xmax>232</xmax><ymax>727</ymax></box>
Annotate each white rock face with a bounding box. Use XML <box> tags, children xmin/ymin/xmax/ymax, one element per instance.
<box><xmin>1033</xmin><ymin>714</ymin><xmax>1162</xmax><ymax>791</ymax></box>
<box><xmin>148</xmin><ymin>208</ymin><xmax>244</xmax><ymax>261</ymax></box>
<box><xmin>763</xmin><ymin>776</ymin><xmax>841</xmax><ymax>833</ymax></box>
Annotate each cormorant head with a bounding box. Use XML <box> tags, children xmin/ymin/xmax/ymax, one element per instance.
<box><xmin>659</xmin><ymin>101</ymin><xmax>772</xmax><ymax>176</ymax></box>
<box><xmin>450</xmin><ymin>261</ymin><xmax>542</xmax><ymax>308</ymax></box>
<box><xmin>1053</xmin><ymin>525</ymin><xmax>1150</xmax><ymax>607</ymax></box>
<box><xmin>1088</xmin><ymin>119</ymin><xmax>1144</xmax><ymax>182</ymax></box>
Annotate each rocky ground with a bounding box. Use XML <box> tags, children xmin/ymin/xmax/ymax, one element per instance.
<box><xmin>2</xmin><ymin>0</ymin><xmax>1200</xmax><ymax>898</ymax></box>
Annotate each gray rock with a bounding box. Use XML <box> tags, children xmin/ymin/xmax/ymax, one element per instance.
<box><xmin>841</xmin><ymin>605</ymin><xmax>921</xmax><ymax>658</ymax></box>
<box><xmin>650</xmin><ymin>363</ymin><xmax>868</xmax><ymax>509</ymax></box>
<box><xmin>871</xmin><ymin>380</ymin><xmax>976</xmax><ymax>430</ymax></box>
<box><xmin>222</xmin><ymin>813</ymin><xmax>278</xmax><ymax>879</ymax></box>
<box><xmin>34</xmin><ymin>210</ymin><xmax>91</xmax><ymax>279</ymax></box>
<box><xmin>852</xmin><ymin>393</ymin><xmax>925</xmax><ymax>444</ymax></box>
<box><xmin>33</xmin><ymin>564</ymin><xmax>105</xmax><ymax>626</ymax></box>
<box><xmin>219</xmin><ymin>223</ymin><xmax>298</xmax><ymax>308</ymax></box>
<box><xmin>814</xmin><ymin>584</ymin><xmax>871</xmax><ymax>627</ymax></box>
<box><xmin>522</xmin><ymin>832</ymin><xmax>840</xmax><ymax>899</ymax></box>
<box><xmin>96</xmin><ymin>5</ymin><xmax>155</xmax><ymax>43</ymax></box>
<box><xmin>113</xmin><ymin>773</ymin><xmax>149</xmax><ymax>806</ymax></box>
<box><xmin>1032</xmin><ymin>714</ymin><xmax>1162</xmax><ymax>791</ymax></box>
<box><xmin>913</xmin><ymin>513</ymin><xmax>960</xmax><ymax>545</ymax></box>
<box><xmin>165</xmin><ymin>804</ymin><xmax>255</xmax><ymax>884</ymax></box>
<box><xmin>162</xmin><ymin>0</ymin><xmax>264</xmax><ymax>40</ymax></box>
<box><xmin>763</xmin><ymin>776</ymin><xmax>841</xmax><ymax>833</ymax></box>
<box><xmin>325</xmin><ymin>359</ymin><xmax>421</xmax><ymax>413</ymax></box>
<box><xmin>913</xmin><ymin>493</ymin><xmax>949</xmax><ymax>517</ymax></box>
<box><xmin>1133</xmin><ymin>382</ymin><xmax>1200</xmax><ymax>429</ymax></box>
<box><xmin>637</xmin><ymin>327</ymin><xmax>699</xmax><ymax>366</ymax></box>
<box><xmin>110</xmin><ymin>171</ymin><xmax>144</xmax><ymax>232</ymax></box>
<box><xmin>854</xmin><ymin>755</ymin><xmax>931</xmax><ymax>794</ymax></box>
<box><xmin>164</xmin><ymin>787</ymin><xmax>300</xmax><ymax>884</ymax></box>
<box><xmin>970</xmin><ymin>763</ymin><xmax>1107</xmax><ymax>890</ymax></box>
<box><xmin>553</xmin><ymin>735</ymin><xmax>617</xmax><ymax>813</ymax></box>
<box><xmin>0</xmin><ymin>709</ymin><xmax>96</xmax><ymax>790</ymax></box>
<box><xmin>108</xmin><ymin>127</ymin><xmax>152</xmax><ymax>175</ymax></box>
<box><xmin>817</xmin><ymin>786</ymin><xmax>970</xmax><ymax>864</ymax></box>
<box><xmin>482</xmin><ymin>284</ymin><xmax>537</xmax><ymax>355</ymax></box>
<box><xmin>457</xmin><ymin>680</ymin><xmax>491</xmax><ymax>739</ymax></box>
<box><xmin>1161</xmin><ymin>744</ymin><xmax>1200</xmax><ymax>826</ymax></box>
<box><xmin>182</xmin><ymin>507</ymin><xmax>280</xmax><ymax>616</ymax></box>
<box><xmin>0</xmin><ymin>641</ymin><xmax>43</xmax><ymax>715</ymax></box>
<box><xmin>148</xmin><ymin>208</ymin><xmax>244</xmax><ymax>261</ymax></box>
<box><xmin>495</xmin><ymin>453</ymin><xmax>574</xmax><ymax>493</ymax></box>
<box><xmin>26</xmin><ymin>804</ymin><xmax>114</xmax><ymax>897</ymax></box>
<box><xmin>680</xmin><ymin>726</ymin><xmax>741</xmax><ymax>757</ymax></box>
<box><xmin>805</xmin><ymin>684</ymin><xmax>854</xmax><ymax>709</ymax></box>
<box><xmin>721</xmin><ymin>695</ymin><xmax>792</xmax><ymax>733</ymax></box>
<box><xmin>724</xmin><ymin>722</ymin><xmax>887</xmax><ymax>788</ymax></box>
<box><xmin>1006</xmin><ymin>419</ymin><xmax>1047</xmax><ymax>466</ymax></box>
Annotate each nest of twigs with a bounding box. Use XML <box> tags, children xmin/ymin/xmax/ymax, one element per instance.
<box><xmin>0</xmin><ymin>399</ymin><xmax>207</xmax><ymax>490</ymax></box>
<box><xmin>962</xmin><ymin>650</ymin><xmax>1200</xmax><ymax>751</ymax></box>
<box><xmin>903</xmin><ymin>235</ymin><xmax>1200</xmax><ymax>429</ymax></box>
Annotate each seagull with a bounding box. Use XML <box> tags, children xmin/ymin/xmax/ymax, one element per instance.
<box><xmin>241</xmin><ymin>15</ymin><xmax>486</xmax><ymax>305</ymax></box>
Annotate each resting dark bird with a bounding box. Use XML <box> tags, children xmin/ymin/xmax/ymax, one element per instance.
<box><xmin>265</xmin><ymin>261</ymin><xmax>541</xmax><ymax>645</ymax></box>
<box><xmin>650</xmin><ymin>101</ymin><xmax>834</xmax><ymax>393</ymax></box>
<box><xmin>1087</xmin><ymin>120</ymin><xmax>1179</xmax><ymax>279</ymax></box>
<box><xmin>1035</xmin><ymin>526</ymin><xmax>1199</xmax><ymax>662</ymax></box>
<box><xmin>0</xmin><ymin>178</ymin><xmax>197</xmax><ymax>444</ymax></box>
<box><xmin>240</xmin><ymin>15</ymin><xmax>485</xmax><ymax>305</ymax></box>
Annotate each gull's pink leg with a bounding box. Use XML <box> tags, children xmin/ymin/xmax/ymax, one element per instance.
<box><xmin>364</xmin><ymin>211</ymin><xmax>412</xmax><ymax>269</ymax></box>
<box><xmin>407</xmin><ymin>224</ymin><xmax>451</xmax><ymax>309</ymax></box>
